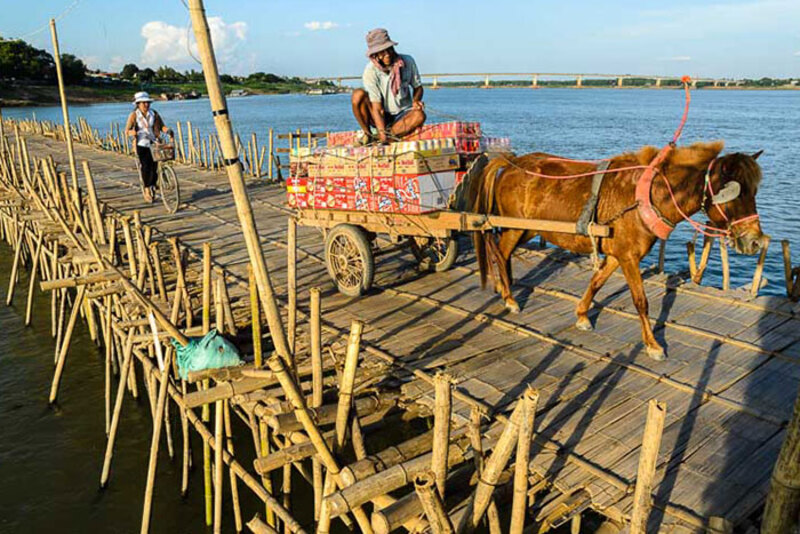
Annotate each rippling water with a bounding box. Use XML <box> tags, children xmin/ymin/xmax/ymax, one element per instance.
<box><xmin>7</xmin><ymin>88</ymin><xmax>799</xmax><ymax>293</ymax></box>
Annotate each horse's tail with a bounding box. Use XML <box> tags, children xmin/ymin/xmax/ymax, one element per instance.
<box><xmin>469</xmin><ymin>156</ymin><xmax>509</xmax><ymax>289</ymax></box>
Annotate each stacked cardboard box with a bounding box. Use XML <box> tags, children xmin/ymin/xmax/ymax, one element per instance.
<box><xmin>289</xmin><ymin>122</ymin><xmax>510</xmax><ymax>214</ymax></box>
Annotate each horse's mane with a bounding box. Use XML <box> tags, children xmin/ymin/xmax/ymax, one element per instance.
<box><xmin>632</xmin><ymin>141</ymin><xmax>725</xmax><ymax>169</ymax></box>
<box><xmin>718</xmin><ymin>152</ymin><xmax>763</xmax><ymax>194</ymax></box>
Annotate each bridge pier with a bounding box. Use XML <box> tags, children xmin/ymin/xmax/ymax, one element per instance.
<box><xmin>691</xmin><ymin>79</ymin><xmax>697</xmax><ymax>89</ymax></box>
<box><xmin>617</xmin><ymin>77</ymin><xmax>624</xmax><ymax>88</ymax></box>
<box><xmin>713</xmin><ymin>80</ymin><xmax>720</xmax><ymax>88</ymax></box>
<box><xmin>576</xmin><ymin>75</ymin><xmax>582</xmax><ymax>88</ymax></box>
<box><xmin>484</xmin><ymin>75</ymin><xmax>490</xmax><ymax>89</ymax></box>
<box><xmin>432</xmin><ymin>76</ymin><xmax>439</xmax><ymax>90</ymax></box>
<box><xmin>531</xmin><ymin>75</ymin><xmax>538</xmax><ymax>89</ymax></box>
<box><xmin>655</xmin><ymin>78</ymin><xmax>662</xmax><ymax>88</ymax></box>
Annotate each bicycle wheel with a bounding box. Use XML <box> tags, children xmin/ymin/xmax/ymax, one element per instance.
<box><xmin>158</xmin><ymin>165</ymin><xmax>180</xmax><ymax>213</ymax></box>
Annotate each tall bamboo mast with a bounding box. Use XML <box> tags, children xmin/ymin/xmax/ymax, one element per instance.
<box><xmin>49</xmin><ymin>19</ymin><xmax>79</xmax><ymax>207</ymax></box>
<box><xmin>186</xmin><ymin>0</ymin><xmax>291</xmax><ymax>363</ymax></box>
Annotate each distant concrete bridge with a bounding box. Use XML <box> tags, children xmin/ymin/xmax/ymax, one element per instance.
<box><xmin>311</xmin><ymin>72</ymin><xmax>743</xmax><ymax>89</ymax></box>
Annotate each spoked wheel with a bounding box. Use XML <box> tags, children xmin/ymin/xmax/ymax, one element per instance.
<box><xmin>410</xmin><ymin>235</ymin><xmax>459</xmax><ymax>272</ymax></box>
<box><xmin>158</xmin><ymin>165</ymin><xmax>180</xmax><ymax>213</ymax></box>
<box><xmin>325</xmin><ymin>224</ymin><xmax>374</xmax><ymax>297</ymax></box>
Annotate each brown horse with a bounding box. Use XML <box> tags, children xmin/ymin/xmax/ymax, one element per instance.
<box><xmin>469</xmin><ymin>141</ymin><xmax>766</xmax><ymax>360</ymax></box>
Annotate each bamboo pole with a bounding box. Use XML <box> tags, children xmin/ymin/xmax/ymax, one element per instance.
<box><xmin>104</xmin><ymin>295</ymin><xmax>113</xmax><ymax>435</ymax></box>
<box><xmin>686</xmin><ymin>241</ymin><xmax>697</xmax><ymax>280</ymax></box>
<box><xmin>268</xmin><ymin>128</ymin><xmax>273</xmax><ymax>180</ymax></box>
<box><xmin>82</xmin><ymin>161</ymin><xmax>106</xmax><ymax>245</ymax></box>
<box><xmin>248</xmin><ymin>515</ymin><xmax>280</xmax><ymax>534</ymax></box>
<box><xmin>657</xmin><ymin>239</ymin><xmax>665</xmax><ymax>273</ymax></box>
<box><xmin>203</xmin><ymin>242</ymin><xmax>213</xmax><ymax>526</ymax></box>
<box><xmin>6</xmin><ymin>220</ymin><xmax>27</xmax><ymax>305</ymax></box>
<box><xmin>456</xmin><ymin>398</ymin><xmax>525</xmax><ymax>533</ymax></box>
<box><xmin>214</xmin><ymin>399</ymin><xmax>224</xmax><ymax>534</ymax></box>
<box><xmin>692</xmin><ymin>235</ymin><xmax>713</xmax><ymax>284</ymax></box>
<box><xmin>287</xmin><ymin>217</ymin><xmax>296</xmax><ymax>355</ymax></box>
<box><xmin>629</xmin><ymin>400</ymin><xmax>667</xmax><ymax>534</ymax></box>
<box><xmin>310</xmin><ymin>287</ymin><xmax>323</xmax><ymax>520</ymax></box>
<box><xmin>187</xmin><ymin>0</ymin><xmax>291</xmax><ymax>369</ymax></box>
<box><xmin>100</xmin><ymin>330</ymin><xmax>136</xmax><ymax>486</ymax></box>
<box><xmin>187</xmin><ymin>122</ymin><xmax>195</xmax><ymax>165</ymax></box>
<box><xmin>414</xmin><ymin>471</ymin><xmax>455</xmax><ymax>534</ymax></box>
<box><xmin>336</xmin><ymin>320</ymin><xmax>363</xmax><ymax>449</ymax></box>
<box><xmin>720</xmin><ymin>239</ymin><xmax>730</xmax><ymax>291</ymax></box>
<box><xmin>49</xmin><ymin>284</ymin><xmax>87</xmax><ymax>403</ymax></box>
<box><xmin>782</xmin><ymin>240</ymin><xmax>793</xmax><ymax>297</ymax></box>
<box><xmin>224</xmin><ymin>400</ymin><xmax>243</xmax><ymax>532</ymax></box>
<box><xmin>24</xmin><ymin>233</ymin><xmax>44</xmax><ymax>325</ymax></box>
<box><xmin>432</xmin><ymin>373</ymin><xmax>452</xmax><ymax>499</ymax></box>
<box><xmin>751</xmin><ymin>236</ymin><xmax>771</xmax><ymax>297</ymax></box>
<box><xmin>509</xmin><ymin>388</ymin><xmax>538</xmax><ymax>534</ymax></box>
<box><xmin>762</xmin><ymin>379</ymin><xmax>800</xmax><ymax>534</ymax></box>
<box><xmin>49</xmin><ymin>19</ymin><xmax>79</xmax><ymax>208</ymax></box>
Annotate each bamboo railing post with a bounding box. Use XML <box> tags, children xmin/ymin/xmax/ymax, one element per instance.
<box><xmin>720</xmin><ymin>239</ymin><xmax>730</xmax><ymax>291</ymax></box>
<box><xmin>692</xmin><ymin>235</ymin><xmax>714</xmax><ymax>284</ymax></box>
<box><xmin>287</xmin><ymin>217</ymin><xmax>296</xmax><ymax>356</ymax></box>
<box><xmin>686</xmin><ymin>241</ymin><xmax>697</xmax><ymax>280</ymax></box>
<box><xmin>268</xmin><ymin>128</ymin><xmax>274</xmax><ymax>180</ymax></box>
<box><xmin>456</xmin><ymin>398</ymin><xmax>526</xmax><ymax>533</ymax></box>
<box><xmin>203</xmin><ymin>242</ymin><xmax>213</xmax><ymax>526</ymax></box>
<box><xmin>414</xmin><ymin>471</ymin><xmax>455</xmax><ymax>534</ymax></box>
<box><xmin>762</xmin><ymin>379</ymin><xmax>800</xmax><ymax>533</ymax></box>
<box><xmin>510</xmin><ymin>388</ymin><xmax>538</xmax><ymax>534</ymax></box>
<box><xmin>214</xmin><ymin>399</ymin><xmax>224</xmax><ymax>534</ymax></box>
<box><xmin>336</xmin><ymin>320</ymin><xmax>364</xmax><ymax>450</ymax></box>
<box><xmin>310</xmin><ymin>287</ymin><xmax>324</xmax><ymax>520</ymax></box>
<box><xmin>751</xmin><ymin>236</ymin><xmax>771</xmax><ymax>297</ymax></box>
<box><xmin>432</xmin><ymin>373</ymin><xmax>452</xmax><ymax>499</ymax></box>
<box><xmin>187</xmin><ymin>0</ymin><xmax>291</xmax><ymax>368</ymax></box>
<box><xmin>629</xmin><ymin>400</ymin><xmax>667</xmax><ymax>534</ymax></box>
<box><xmin>657</xmin><ymin>239</ymin><xmax>665</xmax><ymax>273</ymax></box>
<box><xmin>82</xmin><ymin>161</ymin><xmax>106</xmax><ymax>245</ymax></box>
<box><xmin>49</xmin><ymin>284</ymin><xmax>87</xmax><ymax>403</ymax></box>
<box><xmin>187</xmin><ymin>122</ymin><xmax>194</xmax><ymax>165</ymax></box>
<box><xmin>49</xmin><ymin>19</ymin><xmax>79</xmax><ymax>209</ymax></box>
<box><xmin>782</xmin><ymin>240</ymin><xmax>793</xmax><ymax>297</ymax></box>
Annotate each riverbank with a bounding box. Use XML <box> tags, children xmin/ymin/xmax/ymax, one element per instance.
<box><xmin>0</xmin><ymin>81</ymin><xmax>346</xmax><ymax>107</ymax></box>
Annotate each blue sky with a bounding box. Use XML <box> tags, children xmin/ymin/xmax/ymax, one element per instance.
<box><xmin>2</xmin><ymin>0</ymin><xmax>798</xmax><ymax>78</ymax></box>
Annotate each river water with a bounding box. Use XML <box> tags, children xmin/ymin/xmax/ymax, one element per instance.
<box><xmin>1</xmin><ymin>88</ymin><xmax>798</xmax><ymax>532</ymax></box>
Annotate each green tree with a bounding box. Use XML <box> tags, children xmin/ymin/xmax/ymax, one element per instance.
<box><xmin>0</xmin><ymin>37</ymin><xmax>55</xmax><ymax>80</ymax></box>
<box><xmin>138</xmin><ymin>67</ymin><xmax>155</xmax><ymax>83</ymax></box>
<box><xmin>60</xmin><ymin>54</ymin><xmax>86</xmax><ymax>84</ymax></box>
<box><xmin>120</xmin><ymin>63</ymin><xmax>139</xmax><ymax>80</ymax></box>
<box><xmin>156</xmin><ymin>65</ymin><xmax>185</xmax><ymax>82</ymax></box>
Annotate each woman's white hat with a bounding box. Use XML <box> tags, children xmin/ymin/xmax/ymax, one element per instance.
<box><xmin>133</xmin><ymin>91</ymin><xmax>153</xmax><ymax>104</ymax></box>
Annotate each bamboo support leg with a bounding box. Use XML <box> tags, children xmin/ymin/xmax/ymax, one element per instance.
<box><xmin>310</xmin><ymin>287</ymin><xmax>323</xmax><ymax>520</ymax></box>
<box><xmin>762</xmin><ymin>378</ymin><xmax>800</xmax><ymax>533</ymax></box>
<box><xmin>414</xmin><ymin>471</ymin><xmax>455</xmax><ymax>534</ymax></box>
<box><xmin>782</xmin><ymin>240</ymin><xmax>793</xmax><ymax>297</ymax></box>
<box><xmin>49</xmin><ymin>285</ymin><xmax>87</xmax><ymax>403</ymax></box>
<box><xmin>629</xmin><ymin>400</ymin><xmax>667</xmax><ymax>534</ymax></box>
<box><xmin>751</xmin><ymin>236</ymin><xmax>771</xmax><ymax>297</ymax></box>
<box><xmin>104</xmin><ymin>295</ymin><xmax>113</xmax><ymax>435</ymax></box>
<box><xmin>6</xmin><ymin>221</ymin><xmax>28</xmax><ymax>305</ymax></box>
<box><xmin>687</xmin><ymin>241</ymin><xmax>697</xmax><ymax>280</ymax></box>
<box><xmin>287</xmin><ymin>218</ymin><xmax>296</xmax><ymax>356</ymax></box>
<box><xmin>24</xmin><ymin>234</ymin><xmax>44</xmax><ymax>325</ymax></box>
<box><xmin>657</xmin><ymin>239</ymin><xmax>665</xmax><ymax>273</ymax></box>
<box><xmin>225</xmin><ymin>400</ymin><xmax>243</xmax><ymax>532</ymax></box>
<box><xmin>335</xmin><ymin>320</ymin><xmax>364</xmax><ymax>450</ymax></box>
<box><xmin>509</xmin><ymin>388</ymin><xmax>538</xmax><ymax>534</ymax></box>
<box><xmin>214</xmin><ymin>399</ymin><xmax>224</xmax><ymax>534</ymax></box>
<box><xmin>100</xmin><ymin>331</ymin><xmax>135</xmax><ymax>486</ymax></box>
<box><xmin>692</xmin><ymin>235</ymin><xmax>714</xmax><ymax>284</ymax></box>
<box><xmin>432</xmin><ymin>373</ymin><xmax>452</xmax><ymax>498</ymax></box>
<box><xmin>720</xmin><ymin>239</ymin><xmax>730</xmax><ymax>291</ymax></box>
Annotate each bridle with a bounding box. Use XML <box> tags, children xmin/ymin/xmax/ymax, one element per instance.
<box><xmin>701</xmin><ymin>158</ymin><xmax>760</xmax><ymax>238</ymax></box>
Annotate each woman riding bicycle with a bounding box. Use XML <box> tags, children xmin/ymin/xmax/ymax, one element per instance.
<box><xmin>125</xmin><ymin>91</ymin><xmax>172</xmax><ymax>202</ymax></box>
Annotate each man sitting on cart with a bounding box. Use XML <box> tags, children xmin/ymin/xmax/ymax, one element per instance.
<box><xmin>351</xmin><ymin>28</ymin><xmax>426</xmax><ymax>145</ymax></box>
<box><xmin>125</xmin><ymin>91</ymin><xmax>172</xmax><ymax>202</ymax></box>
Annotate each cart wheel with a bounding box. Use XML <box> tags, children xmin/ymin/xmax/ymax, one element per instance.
<box><xmin>411</xmin><ymin>236</ymin><xmax>459</xmax><ymax>272</ymax></box>
<box><xmin>325</xmin><ymin>224</ymin><xmax>374</xmax><ymax>297</ymax></box>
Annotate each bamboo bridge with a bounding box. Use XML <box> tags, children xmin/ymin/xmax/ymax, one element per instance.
<box><xmin>2</xmin><ymin>109</ymin><xmax>800</xmax><ymax>533</ymax></box>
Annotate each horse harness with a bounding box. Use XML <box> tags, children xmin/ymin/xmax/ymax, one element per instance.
<box><xmin>576</xmin><ymin>160</ymin><xmax>610</xmax><ymax>236</ymax></box>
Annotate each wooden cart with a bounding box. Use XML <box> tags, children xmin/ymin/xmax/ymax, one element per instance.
<box><xmin>295</xmin><ymin>207</ymin><xmax>611</xmax><ymax>297</ymax></box>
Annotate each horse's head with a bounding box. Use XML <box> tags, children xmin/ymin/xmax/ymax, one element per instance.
<box><xmin>704</xmin><ymin>150</ymin><xmax>767</xmax><ymax>255</ymax></box>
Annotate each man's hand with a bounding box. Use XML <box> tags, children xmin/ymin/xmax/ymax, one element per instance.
<box><xmin>378</xmin><ymin>131</ymin><xmax>389</xmax><ymax>145</ymax></box>
<box><xmin>412</xmin><ymin>100</ymin><xmax>425</xmax><ymax>111</ymax></box>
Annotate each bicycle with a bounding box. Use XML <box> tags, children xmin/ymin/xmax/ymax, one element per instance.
<box><xmin>136</xmin><ymin>133</ymin><xmax>181</xmax><ymax>214</ymax></box>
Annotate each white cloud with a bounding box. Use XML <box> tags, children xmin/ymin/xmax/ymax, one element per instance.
<box><xmin>109</xmin><ymin>55</ymin><xmax>127</xmax><ymax>71</ymax></box>
<box><xmin>140</xmin><ymin>17</ymin><xmax>247</xmax><ymax>70</ymax></box>
<box><xmin>660</xmin><ymin>56</ymin><xmax>692</xmax><ymax>62</ymax></box>
<box><xmin>304</xmin><ymin>21</ymin><xmax>338</xmax><ymax>31</ymax></box>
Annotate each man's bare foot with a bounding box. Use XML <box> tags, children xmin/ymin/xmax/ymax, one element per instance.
<box><xmin>143</xmin><ymin>187</ymin><xmax>153</xmax><ymax>203</ymax></box>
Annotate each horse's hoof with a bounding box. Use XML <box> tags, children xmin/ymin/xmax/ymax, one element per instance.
<box><xmin>505</xmin><ymin>301</ymin><xmax>520</xmax><ymax>313</ymax></box>
<box><xmin>575</xmin><ymin>317</ymin><xmax>593</xmax><ymax>331</ymax></box>
<box><xmin>647</xmin><ymin>346</ymin><xmax>666</xmax><ymax>361</ymax></box>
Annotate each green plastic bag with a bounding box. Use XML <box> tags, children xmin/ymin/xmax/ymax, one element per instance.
<box><xmin>172</xmin><ymin>329</ymin><xmax>242</xmax><ymax>380</ymax></box>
